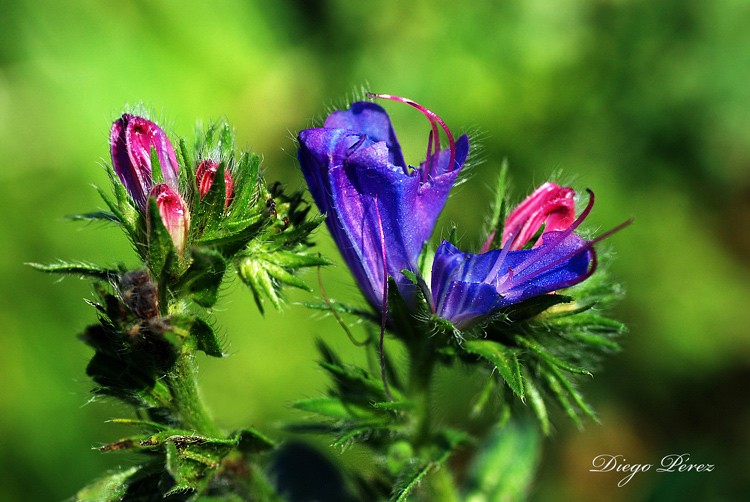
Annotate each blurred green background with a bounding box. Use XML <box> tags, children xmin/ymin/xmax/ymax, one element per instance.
<box><xmin>2</xmin><ymin>0</ymin><xmax>749</xmax><ymax>500</ymax></box>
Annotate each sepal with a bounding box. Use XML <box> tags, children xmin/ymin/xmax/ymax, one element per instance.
<box><xmin>94</xmin><ymin>420</ymin><xmax>278</xmax><ymax>499</ymax></box>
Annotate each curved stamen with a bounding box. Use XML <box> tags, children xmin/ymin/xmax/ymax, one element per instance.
<box><xmin>500</xmin><ymin>216</ymin><xmax>633</xmax><ymax>294</ymax></box>
<box><xmin>373</xmin><ymin>195</ymin><xmax>393</xmax><ymax>401</ymax></box>
<box><xmin>367</xmin><ymin>93</ymin><xmax>457</xmax><ymax>176</ymax></box>
<box><xmin>483</xmin><ymin>227</ymin><xmax>519</xmax><ymax>285</ymax></box>
<box><xmin>502</xmin><ymin>189</ymin><xmax>597</xmax><ymax>282</ymax></box>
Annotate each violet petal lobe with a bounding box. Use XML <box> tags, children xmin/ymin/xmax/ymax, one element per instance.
<box><xmin>298</xmin><ymin>102</ymin><xmax>469</xmax><ymax>309</ymax></box>
<box><xmin>431</xmin><ymin>232</ymin><xmax>594</xmax><ymax>329</ymax></box>
<box><xmin>324</xmin><ymin>101</ymin><xmax>406</xmax><ymax>170</ymax></box>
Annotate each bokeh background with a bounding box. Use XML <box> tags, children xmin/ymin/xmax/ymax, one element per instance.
<box><xmin>2</xmin><ymin>0</ymin><xmax>749</xmax><ymax>500</ymax></box>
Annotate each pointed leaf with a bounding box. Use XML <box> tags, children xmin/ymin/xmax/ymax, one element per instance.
<box><xmin>515</xmin><ymin>336</ymin><xmax>593</xmax><ymax>376</ymax></box>
<box><xmin>189</xmin><ymin>317</ymin><xmax>223</xmax><ymax>357</ymax></box>
<box><xmin>176</xmin><ymin>247</ymin><xmax>227</xmax><ymax>307</ymax></box>
<box><xmin>28</xmin><ymin>261</ymin><xmax>117</xmax><ymax>281</ymax></box>
<box><xmin>236</xmin><ymin>427</ymin><xmax>276</xmax><ymax>453</ymax></box>
<box><xmin>463</xmin><ymin>340</ymin><xmax>525</xmax><ymax>399</ymax></box>
<box><xmin>293</xmin><ymin>397</ymin><xmax>355</xmax><ymax>420</ymax></box>
<box><xmin>522</xmin><ymin>373</ymin><xmax>550</xmax><ymax>435</ymax></box>
<box><xmin>464</xmin><ymin>420</ymin><xmax>541</xmax><ymax>502</ymax></box>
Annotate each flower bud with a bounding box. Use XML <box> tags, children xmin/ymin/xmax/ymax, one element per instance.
<box><xmin>501</xmin><ymin>182</ymin><xmax>576</xmax><ymax>250</ymax></box>
<box><xmin>110</xmin><ymin>114</ymin><xmax>180</xmax><ymax>210</ymax></box>
<box><xmin>149</xmin><ymin>184</ymin><xmax>190</xmax><ymax>255</ymax></box>
<box><xmin>196</xmin><ymin>159</ymin><xmax>234</xmax><ymax>208</ymax></box>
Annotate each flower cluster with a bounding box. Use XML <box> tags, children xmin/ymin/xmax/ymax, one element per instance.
<box><xmin>110</xmin><ymin>114</ymin><xmax>240</xmax><ymax>257</ymax></box>
<box><xmin>298</xmin><ymin>96</ymin><xmax>620</xmax><ymax>330</ymax></box>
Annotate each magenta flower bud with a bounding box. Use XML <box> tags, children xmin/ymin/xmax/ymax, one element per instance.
<box><xmin>196</xmin><ymin>159</ymin><xmax>234</xmax><ymax>208</ymax></box>
<box><xmin>110</xmin><ymin>114</ymin><xmax>180</xmax><ymax>211</ymax></box>
<box><xmin>482</xmin><ymin>182</ymin><xmax>576</xmax><ymax>253</ymax></box>
<box><xmin>148</xmin><ymin>184</ymin><xmax>190</xmax><ymax>255</ymax></box>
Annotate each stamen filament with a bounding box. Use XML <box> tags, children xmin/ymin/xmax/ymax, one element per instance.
<box><xmin>367</xmin><ymin>93</ymin><xmax>457</xmax><ymax>176</ymax></box>
<box><xmin>503</xmin><ymin>189</ymin><xmax>597</xmax><ymax>281</ymax></box>
<box><xmin>373</xmin><ymin>196</ymin><xmax>393</xmax><ymax>401</ymax></box>
<box><xmin>500</xmin><ymin>216</ymin><xmax>633</xmax><ymax>293</ymax></box>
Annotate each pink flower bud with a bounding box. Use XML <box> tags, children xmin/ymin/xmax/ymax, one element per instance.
<box><xmin>486</xmin><ymin>182</ymin><xmax>576</xmax><ymax>252</ymax></box>
<box><xmin>149</xmin><ymin>184</ymin><xmax>190</xmax><ymax>255</ymax></box>
<box><xmin>110</xmin><ymin>114</ymin><xmax>180</xmax><ymax>211</ymax></box>
<box><xmin>196</xmin><ymin>160</ymin><xmax>234</xmax><ymax>208</ymax></box>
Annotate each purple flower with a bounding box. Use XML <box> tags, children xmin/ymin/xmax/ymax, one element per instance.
<box><xmin>149</xmin><ymin>184</ymin><xmax>190</xmax><ymax>255</ymax></box>
<box><xmin>432</xmin><ymin>190</ymin><xmax>618</xmax><ymax>329</ymax></box>
<box><xmin>110</xmin><ymin>114</ymin><xmax>180</xmax><ymax>211</ymax></box>
<box><xmin>298</xmin><ymin>96</ymin><xmax>469</xmax><ymax>309</ymax></box>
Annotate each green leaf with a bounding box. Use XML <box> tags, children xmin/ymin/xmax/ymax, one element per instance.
<box><xmin>75</xmin><ymin>466</ymin><xmax>141</xmax><ymax>502</ymax></box>
<box><xmin>179</xmin><ymin>137</ymin><xmax>196</xmax><ymax>187</ymax></box>
<box><xmin>176</xmin><ymin>247</ymin><xmax>228</xmax><ymax>308</ymax></box>
<box><xmin>371</xmin><ymin>400</ymin><xmax>414</xmax><ymax>412</ymax></box>
<box><xmin>188</xmin><ymin>317</ymin><xmax>224</xmax><ymax>358</ymax></box>
<box><xmin>543</xmin><ymin>367</ymin><xmax>582</xmax><ymax>428</ymax></box>
<box><xmin>500</xmin><ymin>293</ymin><xmax>573</xmax><ymax>322</ymax></box>
<box><xmin>219</xmin><ymin>122</ymin><xmax>234</xmax><ymax>161</ymax></box>
<box><xmin>464</xmin><ymin>420</ymin><xmax>541</xmax><ymax>502</ymax></box>
<box><xmin>522</xmin><ymin>373</ymin><xmax>550</xmax><ymax>435</ymax></box>
<box><xmin>300</xmin><ymin>301</ymin><xmax>378</xmax><ymax>323</ymax></box>
<box><xmin>195</xmin><ymin>161</ymin><xmax>228</xmax><ymax>231</ymax></box>
<box><xmin>391</xmin><ymin>429</ymin><xmax>468</xmax><ymax>502</ymax></box>
<box><xmin>515</xmin><ymin>336</ymin><xmax>593</xmax><ymax>377</ymax></box>
<box><xmin>163</xmin><ymin>434</ymin><xmax>237</xmax><ymax>495</ymax></box>
<box><xmin>272</xmin><ymin>250</ymin><xmax>331</xmax><ymax>268</ymax></box>
<box><xmin>236</xmin><ymin>255</ymin><xmax>281</xmax><ymax>313</ymax></box>
<box><xmin>545</xmin><ymin>363</ymin><xmax>598</xmax><ymax>423</ymax></box>
<box><xmin>293</xmin><ymin>397</ymin><xmax>354</xmax><ymax>420</ymax></box>
<box><xmin>235</xmin><ymin>427</ymin><xmax>275</xmax><ymax>453</ymax></box>
<box><xmin>28</xmin><ymin>260</ymin><xmax>117</xmax><ymax>281</ymax></box>
<box><xmin>463</xmin><ymin>340</ymin><xmax>525</xmax><ymax>399</ymax></box>
<box><xmin>66</xmin><ymin>211</ymin><xmax>121</xmax><ymax>224</ymax></box>
<box><xmin>483</xmin><ymin>158</ymin><xmax>509</xmax><ymax>251</ymax></box>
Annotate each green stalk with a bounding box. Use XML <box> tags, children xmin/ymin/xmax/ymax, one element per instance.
<box><xmin>407</xmin><ymin>340</ymin><xmax>461</xmax><ymax>500</ymax></box>
<box><xmin>408</xmin><ymin>342</ymin><xmax>436</xmax><ymax>448</ymax></box>
<box><xmin>165</xmin><ymin>351</ymin><xmax>222</xmax><ymax>437</ymax></box>
<box><xmin>429</xmin><ymin>466</ymin><xmax>461</xmax><ymax>502</ymax></box>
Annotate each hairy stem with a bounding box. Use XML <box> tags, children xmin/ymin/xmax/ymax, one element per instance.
<box><xmin>165</xmin><ymin>351</ymin><xmax>221</xmax><ymax>436</ymax></box>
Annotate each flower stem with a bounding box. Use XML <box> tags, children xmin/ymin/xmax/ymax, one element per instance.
<box><xmin>165</xmin><ymin>351</ymin><xmax>221</xmax><ymax>437</ymax></box>
<box><xmin>408</xmin><ymin>343</ymin><xmax>436</xmax><ymax>448</ymax></box>
<box><xmin>429</xmin><ymin>466</ymin><xmax>461</xmax><ymax>502</ymax></box>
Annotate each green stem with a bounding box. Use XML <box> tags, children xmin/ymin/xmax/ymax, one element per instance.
<box><xmin>429</xmin><ymin>466</ymin><xmax>461</xmax><ymax>502</ymax></box>
<box><xmin>165</xmin><ymin>351</ymin><xmax>222</xmax><ymax>437</ymax></box>
<box><xmin>408</xmin><ymin>342</ymin><xmax>436</xmax><ymax>448</ymax></box>
<box><xmin>407</xmin><ymin>341</ymin><xmax>462</xmax><ymax>500</ymax></box>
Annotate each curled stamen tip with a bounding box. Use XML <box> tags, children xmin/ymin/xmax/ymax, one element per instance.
<box><xmin>365</xmin><ymin>92</ymin><xmax>457</xmax><ymax>172</ymax></box>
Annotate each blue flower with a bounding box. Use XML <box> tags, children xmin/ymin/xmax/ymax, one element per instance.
<box><xmin>298</xmin><ymin>96</ymin><xmax>469</xmax><ymax>309</ymax></box>
<box><xmin>431</xmin><ymin>190</ymin><xmax>621</xmax><ymax>329</ymax></box>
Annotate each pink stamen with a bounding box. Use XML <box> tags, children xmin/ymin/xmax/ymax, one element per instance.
<box><xmin>373</xmin><ymin>196</ymin><xmax>393</xmax><ymax>401</ymax></box>
<box><xmin>503</xmin><ymin>189</ymin><xmax>597</xmax><ymax>281</ymax></box>
<box><xmin>424</xmin><ymin>130</ymin><xmax>435</xmax><ymax>182</ymax></box>
<box><xmin>367</xmin><ymin>93</ymin><xmax>457</xmax><ymax>176</ymax></box>
<box><xmin>500</xmin><ymin>216</ymin><xmax>633</xmax><ymax>293</ymax></box>
<box><xmin>483</xmin><ymin>227</ymin><xmax>518</xmax><ymax>285</ymax></box>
